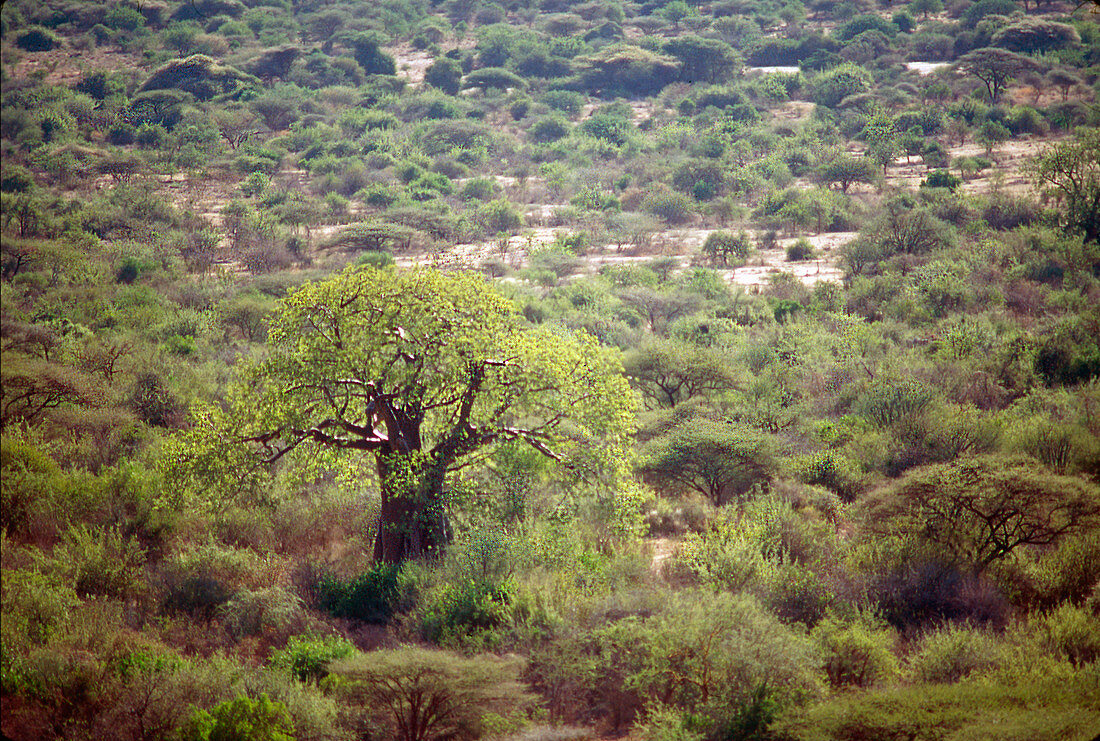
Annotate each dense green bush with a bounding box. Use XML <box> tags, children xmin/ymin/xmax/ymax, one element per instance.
<box><xmin>184</xmin><ymin>693</ymin><xmax>295</xmax><ymax>741</ymax></box>
<box><xmin>315</xmin><ymin>564</ymin><xmax>402</xmax><ymax>624</ymax></box>
<box><xmin>267</xmin><ymin>634</ymin><xmax>355</xmax><ymax>682</ymax></box>
<box><xmin>812</xmin><ymin>612</ymin><xmax>899</xmax><ymax>688</ymax></box>
<box><xmin>908</xmin><ymin>624</ymin><xmax>1000</xmax><ymax>683</ymax></box>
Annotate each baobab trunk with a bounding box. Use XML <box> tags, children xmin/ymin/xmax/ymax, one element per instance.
<box><xmin>373</xmin><ymin>454</ymin><xmax>450</xmax><ymax>563</ymax></box>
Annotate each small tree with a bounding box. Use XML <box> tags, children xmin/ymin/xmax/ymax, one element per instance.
<box><xmin>331</xmin><ymin>648</ymin><xmax>535</xmax><ymax>741</ymax></box>
<box><xmin>976</xmin><ymin>120</ymin><xmax>1011</xmax><ymax>155</ymax></box>
<box><xmin>1026</xmin><ymin>128</ymin><xmax>1100</xmax><ymax>244</ymax></box>
<box><xmin>702</xmin><ymin>230</ymin><xmax>753</xmax><ymax>266</ymax></box>
<box><xmin>349</xmin><ymin>33</ymin><xmax>397</xmax><ymax>75</ymax></box>
<box><xmin>424</xmin><ymin>57</ymin><xmax>462</xmax><ymax>95</ymax></box>
<box><xmin>624</xmin><ymin>339</ymin><xmax>742</xmax><ymax>408</ymax></box>
<box><xmin>818</xmin><ymin>155</ymin><xmax>877</xmax><ymax>193</ymax></box>
<box><xmin>864</xmin><ymin>455</ymin><xmax>1100</xmax><ymax>573</ymax></box>
<box><xmin>908</xmin><ymin>0</ymin><xmax>943</xmax><ymax>20</ymax></box>
<box><xmin>640</xmin><ymin>419</ymin><xmax>778</xmax><ymax>505</ymax></box>
<box><xmin>955</xmin><ymin>48</ymin><xmax>1039</xmax><ymax>104</ymax></box>
<box><xmin>1046</xmin><ymin>69</ymin><xmax>1084</xmax><ymax>102</ymax></box>
<box><xmin>863</xmin><ymin>112</ymin><xmax>900</xmax><ymax>175</ymax></box>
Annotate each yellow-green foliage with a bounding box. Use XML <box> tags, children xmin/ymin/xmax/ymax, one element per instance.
<box><xmin>812</xmin><ymin>611</ymin><xmax>900</xmax><ymax>688</ymax></box>
<box><xmin>529</xmin><ymin>590</ymin><xmax>823</xmax><ymax>731</ymax></box>
<box><xmin>330</xmin><ymin>646</ymin><xmax>535</xmax><ymax>741</ymax></box>
<box><xmin>908</xmin><ymin>623</ymin><xmax>1001</xmax><ymax>684</ymax></box>
<box><xmin>773</xmin><ymin>668</ymin><xmax>1100</xmax><ymax>741</ymax></box>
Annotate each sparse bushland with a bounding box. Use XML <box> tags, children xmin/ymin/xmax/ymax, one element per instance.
<box><xmin>2</xmin><ymin>0</ymin><xmax>1099</xmax><ymax>738</ymax></box>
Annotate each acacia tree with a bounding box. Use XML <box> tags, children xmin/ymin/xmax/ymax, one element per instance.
<box><xmin>624</xmin><ymin>339</ymin><xmax>742</xmax><ymax>408</ymax></box>
<box><xmin>332</xmin><ymin>648</ymin><xmax>535</xmax><ymax>741</ymax></box>
<box><xmin>640</xmin><ymin>419</ymin><xmax>778</xmax><ymax>505</ymax></box>
<box><xmin>865</xmin><ymin>455</ymin><xmax>1100</xmax><ymax>573</ymax></box>
<box><xmin>955</xmin><ymin>48</ymin><xmax>1039</xmax><ymax>104</ymax></box>
<box><xmin>817</xmin><ymin>155</ymin><xmax>878</xmax><ymax>193</ymax></box>
<box><xmin>170</xmin><ymin>267</ymin><xmax>638</xmax><ymax>563</ymax></box>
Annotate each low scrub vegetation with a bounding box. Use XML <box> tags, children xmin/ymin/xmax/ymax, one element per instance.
<box><xmin>2</xmin><ymin>0</ymin><xmax>1099</xmax><ymax>738</ymax></box>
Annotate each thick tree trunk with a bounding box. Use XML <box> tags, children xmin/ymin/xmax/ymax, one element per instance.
<box><xmin>373</xmin><ymin>455</ymin><xmax>450</xmax><ymax>563</ymax></box>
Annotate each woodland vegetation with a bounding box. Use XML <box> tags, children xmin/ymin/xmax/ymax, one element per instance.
<box><xmin>2</xmin><ymin>0</ymin><xmax>1100</xmax><ymax>738</ymax></box>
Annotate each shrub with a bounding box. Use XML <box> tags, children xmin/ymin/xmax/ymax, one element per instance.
<box><xmin>1026</xmin><ymin>604</ymin><xmax>1100</xmax><ymax>666</ymax></box>
<box><xmin>643</xmin><ymin>186</ymin><xmax>695</xmax><ymax>224</ymax></box>
<box><xmin>183</xmin><ymin>693</ymin><xmax>295</xmax><ymax>741</ymax></box>
<box><xmin>415</xmin><ymin>532</ymin><xmax>515</xmax><ymax>644</ymax></box>
<box><xmin>855</xmin><ymin>379</ymin><xmax>932</xmax><ymax>427</ymax></box>
<box><xmin>53</xmin><ymin>525</ymin><xmax>147</xmax><ymax>601</ymax></box>
<box><xmin>908</xmin><ymin>624</ymin><xmax>1000</xmax><ymax>683</ymax></box>
<box><xmin>355</xmin><ymin>251</ymin><xmax>395</xmax><ymax>269</ymax></box>
<box><xmin>792</xmin><ymin>451</ymin><xmax>863</xmax><ymax>502</ymax></box>
<box><xmin>458</xmin><ymin>178</ymin><xmax>495</xmax><ymax>202</ymax></box>
<box><xmin>922</xmin><ymin>169</ymin><xmax>961</xmax><ymax>191</ymax></box>
<box><xmin>267</xmin><ymin>634</ymin><xmax>355</xmax><ymax>682</ymax></box>
<box><xmin>1018</xmin><ymin>531</ymin><xmax>1100</xmax><ymax>608</ymax></box>
<box><xmin>219</xmin><ymin>587</ymin><xmax>307</xmax><ymax>639</ymax></box>
<box><xmin>580</xmin><ymin>111</ymin><xmax>634</xmax><ymax>146</ymax></box>
<box><xmin>530</xmin><ymin>591</ymin><xmax>822</xmax><ymax>734</ymax></box>
<box><xmin>16</xmin><ymin>27</ymin><xmax>60</xmax><ymax>52</ymax></box>
<box><xmin>812</xmin><ymin>612</ymin><xmax>900</xmax><ymax>688</ymax></box>
<box><xmin>542</xmin><ymin>90</ymin><xmax>584</xmax><ymax>115</ymax></box>
<box><xmin>315</xmin><ymin>564</ymin><xmax>402</xmax><ymax>624</ymax></box>
<box><xmin>636</xmin><ymin>705</ymin><xmax>705</xmax><ymax>741</ymax></box>
<box><xmin>464</xmin><ymin>67</ymin><xmax>526</xmax><ymax>91</ymax></box>
<box><xmin>424</xmin><ymin>57</ymin><xmax>462</xmax><ymax>95</ymax></box>
<box><xmin>786</xmin><ymin>239</ymin><xmax>815</xmax><ymax>262</ymax></box>
<box><xmin>873</xmin><ymin>559</ymin><xmax>1010</xmax><ymax>630</ymax></box>
<box><xmin>773</xmin><ymin>675</ymin><xmax>1099</xmax><ymax>741</ymax></box>
<box><xmin>812</xmin><ymin>64</ymin><xmax>873</xmax><ymax>108</ymax></box>
<box><xmin>331</xmin><ymin>648</ymin><xmax>535</xmax><ymax>741</ymax></box>
<box><xmin>530</xmin><ymin>116</ymin><xmax>571</xmax><ymax>143</ymax></box>
<box><xmin>163</xmin><ymin>574</ymin><xmax>234</xmax><ymax>621</ymax></box>
<box><xmin>477</xmin><ymin>199</ymin><xmax>523</xmax><ymax>235</ymax></box>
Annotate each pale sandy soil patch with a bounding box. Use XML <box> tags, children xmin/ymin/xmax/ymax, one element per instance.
<box><xmin>747</xmin><ymin>66</ymin><xmax>800</xmax><ymax>74</ymax></box>
<box><xmin>395</xmin><ymin>226</ymin><xmax>854</xmax><ymax>289</ymax></box>
<box><xmin>389</xmin><ymin>44</ymin><xmax>435</xmax><ymax>85</ymax></box>
<box><xmin>649</xmin><ymin>537</ymin><xmax>678</xmax><ymax>575</ymax></box>
<box><xmin>905</xmin><ymin>61</ymin><xmax>950</xmax><ymax>75</ymax></box>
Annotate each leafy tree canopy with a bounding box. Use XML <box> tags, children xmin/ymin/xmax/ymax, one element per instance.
<box><xmin>167</xmin><ymin>266</ymin><xmax>640</xmax><ymax>562</ymax></box>
<box><xmin>955</xmin><ymin>48</ymin><xmax>1040</xmax><ymax>104</ymax></box>
<box><xmin>1027</xmin><ymin>127</ymin><xmax>1100</xmax><ymax>244</ymax></box>
<box><xmin>640</xmin><ymin>417</ymin><xmax>779</xmax><ymax>505</ymax></box>
<box><xmin>864</xmin><ymin>454</ymin><xmax>1100</xmax><ymax>572</ymax></box>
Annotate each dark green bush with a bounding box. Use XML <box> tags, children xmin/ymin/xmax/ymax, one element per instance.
<box><xmin>315</xmin><ymin>563</ymin><xmax>402</xmax><ymax>624</ymax></box>
<box><xmin>922</xmin><ymin>170</ymin><xmax>961</xmax><ymax>191</ymax></box>
<box><xmin>786</xmin><ymin>239</ymin><xmax>815</xmax><ymax>261</ymax></box>
<box><xmin>16</xmin><ymin>27</ymin><xmax>59</xmax><ymax>52</ymax></box>
<box><xmin>541</xmin><ymin>89</ymin><xmax>584</xmax><ymax>115</ymax></box>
